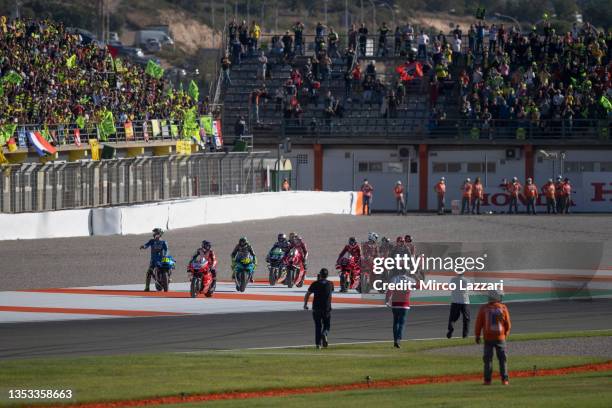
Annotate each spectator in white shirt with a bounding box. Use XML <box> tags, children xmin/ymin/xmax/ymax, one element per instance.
<box><xmin>417</xmin><ymin>31</ymin><xmax>429</xmax><ymax>59</ymax></box>
<box><xmin>447</xmin><ymin>273</ymin><xmax>471</xmax><ymax>339</ymax></box>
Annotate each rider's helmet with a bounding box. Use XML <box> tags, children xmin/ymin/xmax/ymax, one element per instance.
<box><xmin>152</xmin><ymin>228</ymin><xmax>164</xmax><ymax>238</ymax></box>
<box><xmin>277</xmin><ymin>233</ymin><xmax>287</xmax><ymax>242</ymax></box>
<box><xmin>238</xmin><ymin>237</ymin><xmax>248</xmax><ymax>246</ymax></box>
<box><xmin>348</xmin><ymin>237</ymin><xmax>357</xmax><ymax>247</ymax></box>
<box><xmin>404</xmin><ymin>234</ymin><xmax>412</xmax><ymax>243</ymax></box>
<box><xmin>367</xmin><ymin>232</ymin><xmax>379</xmax><ymax>243</ymax></box>
<box><xmin>289</xmin><ymin>232</ymin><xmax>297</xmax><ymax>241</ymax></box>
<box><xmin>396</xmin><ymin>236</ymin><xmax>405</xmax><ymax>245</ymax></box>
<box><xmin>381</xmin><ymin>236</ymin><xmax>390</xmax><ymax>244</ymax></box>
<box><xmin>201</xmin><ymin>240</ymin><xmax>211</xmax><ymax>250</ymax></box>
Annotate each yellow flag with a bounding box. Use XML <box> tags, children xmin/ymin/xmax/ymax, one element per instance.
<box><xmin>89</xmin><ymin>139</ymin><xmax>100</xmax><ymax>161</ymax></box>
<box><xmin>0</xmin><ymin>148</ymin><xmax>8</xmax><ymax>164</ymax></box>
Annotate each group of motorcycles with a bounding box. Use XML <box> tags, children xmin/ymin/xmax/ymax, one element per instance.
<box><xmin>144</xmin><ymin>232</ymin><xmax>414</xmax><ymax>297</ymax></box>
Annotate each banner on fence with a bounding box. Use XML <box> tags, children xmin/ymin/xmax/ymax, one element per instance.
<box><xmin>213</xmin><ymin>120</ymin><xmax>223</xmax><ymax>148</ymax></box>
<box><xmin>89</xmin><ymin>139</ymin><xmax>100</xmax><ymax>161</ymax></box>
<box><xmin>151</xmin><ymin>119</ymin><xmax>161</xmax><ymax>138</ymax></box>
<box><xmin>176</xmin><ymin>140</ymin><xmax>192</xmax><ymax>155</ymax></box>
<box><xmin>124</xmin><ymin>121</ymin><xmax>134</xmax><ymax>141</ymax></box>
<box><xmin>27</xmin><ymin>131</ymin><xmax>57</xmax><ymax>156</ymax></box>
<box><xmin>73</xmin><ymin>128</ymin><xmax>81</xmax><ymax>147</ymax></box>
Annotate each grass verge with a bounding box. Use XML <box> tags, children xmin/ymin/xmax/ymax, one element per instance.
<box><xmin>0</xmin><ymin>330</ymin><xmax>610</xmax><ymax>406</ymax></box>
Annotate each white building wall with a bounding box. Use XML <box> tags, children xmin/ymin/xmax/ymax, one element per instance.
<box><xmin>322</xmin><ymin>147</ymin><xmax>418</xmax><ymax>211</ymax></box>
<box><xmin>288</xmin><ymin>147</ymin><xmax>314</xmax><ymax>190</ymax></box>
<box><xmin>427</xmin><ymin>148</ymin><xmax>524</xmax><ymax>211</ymax></box>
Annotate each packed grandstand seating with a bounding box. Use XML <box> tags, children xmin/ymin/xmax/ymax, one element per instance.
<box><xmin>221</xmin><ymin>20</ymin><xmax>611</xmax><ymax>140</ymax></box>
<box><xmin>0</xmin><ymin>18</ymin><xmax>205</xmax><ymax>128</ymax></box>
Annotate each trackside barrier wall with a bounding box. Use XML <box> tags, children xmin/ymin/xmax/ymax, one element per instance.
<box><xmin>0</xmin><ymin>209</ymin><xmax>90</xmax><ymax>240</ymax></box>
<box><xmin>0</xmin><ymin>191</ymin><xmax>358</xmax><ymax>240</ymax></box>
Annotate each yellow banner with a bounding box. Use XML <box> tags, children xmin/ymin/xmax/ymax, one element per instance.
<box><xmin>0</xmin><ymin>148</ymin><xmax>8</xmax><ymax>164</ymax></box>
<box><xmin>176</xmin><ymin>140</ymin><xmax>192</xmax><ymax>155</ymax></box>
<box><xmin>89</xmin><ymin>139</ymin><xmax>100</xmax><ymax>161</ymax></box>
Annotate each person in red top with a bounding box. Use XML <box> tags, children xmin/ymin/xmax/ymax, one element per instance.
<box><xmin>475</xmin><ymin>290</ymin><xmax>512</xmax><ymax>385</ymax></box>
<box><xmin>523</xmin><ymin>177</ymin><xmax>538</xmax><ymax>215</ymax></box>
<box><xmin>507</xmin><ymin>177</ymin><xmax>522</xmax><ymax>214</ymax></box>
<box><xmin>289</xmin><ymin>232</ymin><xmax>308</xmax><ymax>271</ymax></box>
<box><xmin>190</xmin><ymin>240</ymin><xmax>218</xmax><ymax>285</ymax></box>
<box><xmin>541</xmin><ymin>178</ymin><xmax>556</xmax><ymax>214</ymax></box>
<box><xmin>434</xmin><ymin>177</ymin><xmax>446</xmax><ymax>215</ymax></box>
<box><xmin>460</xmin><ymin>177</ymin><xmax>473</xmax><ymax>215</ymax></box>
<box><xmin>385</xmin><ymin>271</ymin><xmax>412</xmax><ymax>348</ymax></box>
<box><xmin>393</xmin><ymin>180</ymin><xmax>406</xmax><ymax>215</ymax></box>
<box><xmin>554</xmin><ymin>175</ymin><xmax>564</xmax><ymax>213</ymax></box>
<box><xmin>561</xmin><ymin>178</ymin><xmax>572</xmax><ymax>214</ymax></box>
<box><xmin>337</xmin><ymin>237</ymin><xmax>362</xmax><ymax>265</ymax></box>
<box><xmin>360</xmin><ymin>179</ymin><xmax>374</xmax><ymax>216</ymax></box>
<box><xmin>472</xmin><ymin>177</ymin><xmax>484</xmax><ymax>215</ymax></box>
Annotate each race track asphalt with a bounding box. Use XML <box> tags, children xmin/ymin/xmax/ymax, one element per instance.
<box><xmin>2</xmin><ymin>213</ymin><xmax>612</xmax><ymax>290</ymax></box>
<box><xmin>1</xmin><ymin>298</ymin><xmax>611</xmax><ymax>360</ymax></box>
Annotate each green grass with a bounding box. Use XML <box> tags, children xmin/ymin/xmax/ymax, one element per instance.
<box><xmin>0</xmin><ymin>330</ymin><xmax>610</xmax><ymax>407</ymax></box>
<box><xmin>161</xmin><ymin>372</ymin><xmax>612</xmax><ymax>408</ymax></box>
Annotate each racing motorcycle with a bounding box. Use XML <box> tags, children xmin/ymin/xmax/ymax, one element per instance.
<box><xmin>187</xmin><ymin>257</ymin><xmax>216</xmax><ymax>298</ymax></box>
<box><xmin>284</xmin><ymin>247</ymin><xmax>306</xmax><ymax>288</ymax></box>
<box><xmin>336</xmin><ymin>256</ymin><xmax>363</xmax><ymax>293</ymax></box>
<box><xmin>152</xmin><ymin>256</ymin><xmax>176</xmax><ymax>292</ymax></box>
<box><xmin>267</xmin><ymin>246</ymin><xmax>287</xmax><ymax>286</ymax></box>
<box><xmin>233</xmin><ymin>252</ymin><xmax>256</xmax><ymax>292</ymax></box>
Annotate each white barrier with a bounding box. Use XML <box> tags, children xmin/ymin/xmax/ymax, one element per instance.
<box><xmin>0</xmin><ymin>191</ymin><xmax>358</xmax><ymax>240</ymax></box>
<box><xmin>0</xmin><ymin>209</ymin><xmax>91</xmax><ymax>240</ymax></box>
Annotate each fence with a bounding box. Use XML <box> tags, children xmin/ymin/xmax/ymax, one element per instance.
<box><xmin>8</xmin><ymin>117</ymin><xmax>224</xmax><ymax>149</ymax></box>
<box><xmin>281</xmin><ymin>117</ymin><xmax>612</xmax><ymax>141</ymax></box>
<box><xmin>0</xmin><ymin>152</ymin><xmax>269</xmax><ymax>213</ymax></box>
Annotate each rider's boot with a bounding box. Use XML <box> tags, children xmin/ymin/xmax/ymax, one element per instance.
<box><xmin>144</xmin><ymin>271</ymin><xmax>151</xmax><ymax>292</ymax></box>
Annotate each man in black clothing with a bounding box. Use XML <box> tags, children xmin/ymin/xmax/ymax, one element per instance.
<box><xmin>304</xmin><ymin>268</ymin><xmax>334</xmax><ymax>349</ymax></box>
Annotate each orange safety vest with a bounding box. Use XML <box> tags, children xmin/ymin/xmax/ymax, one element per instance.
<box><xmin>394</xmin><ymin>185</ymin><xmax>404</xmax><ymax>198</ymax></box>
<box><xmin>562</xmin><ymin>182</ymin><xmax>571</xmax><ymax>196</ymax></box>
<box><xmin>462</xmin><ymin>182</ymin><xmax>473</xmax><ymax>198</ymax></box>
<box><xmin>473</xmin><ymin>183</ymin><xmax>484</xmax><ymax>199</ymax></box>
<box><xmin>434</xmin><ymin>182</ymin><xmax>446</xmax><ymax>195</ymax></box>
<box><xmin>475</xmin><ymin>302</ymin><xmax>512</xmax><ymax>341</ymax></box>
<box><xmin>524</xmin><ymin>184</ymin><xmax>538</xmax><ymax>198</ymax></box>
<box><xmin>543</xmin><ymin>182</ymin><xmax>555</xmax><ymax>199</ymax></box>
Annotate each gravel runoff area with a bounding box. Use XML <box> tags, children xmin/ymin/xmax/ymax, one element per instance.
<box><xmin>1</xmin><ymin>213</ymin><xmax>611</xmax><ymax>290</ymax></box>
<box><xmin>428</xmin><ymin>336</ymin><xmax>612</xmax><ymax>358</ymax></box>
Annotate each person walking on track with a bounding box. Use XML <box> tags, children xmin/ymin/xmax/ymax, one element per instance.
<box><xmin>304</xmin><ymin>268</ymin><xmax>334</xmax><ymax>349</ymax></box>
<box><xmin>447</xmin><ymin>273</ymin><xmax>471</xmax><ymax>338</ymax></box>
<box><xmin>385</xmin><ymin>270</ymin><xmax>412</xmax><ymax>348</ymax></box>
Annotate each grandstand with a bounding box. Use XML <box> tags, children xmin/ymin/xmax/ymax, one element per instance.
<box><xmin>0</xmin><ymin>13</ymin><xmax>610</xmax><ymax>213</ymax></box>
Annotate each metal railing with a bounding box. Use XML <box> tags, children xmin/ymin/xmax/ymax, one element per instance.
<box><xmin>230</xmin><ymin>32</ymin><xmax>467</xmax><ymax>59</ymax></box>
<box><xmin>281</xmin><ymin>117</ymin><xmax>612</xmax><ymax>141</ymax></box>
<box><xmin>0</xmin><ymin>152</ymin><xmax>269</xmax><ymax>213</ymax></box>
<box><xmin>6</xmin><ymin>119</ymin><xmax>219</xmax><ymax>149</ymax></box>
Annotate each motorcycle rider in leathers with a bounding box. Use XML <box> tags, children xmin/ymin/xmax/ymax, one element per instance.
<box><xmin>289</xmin><ymin>232</ymin><xmax>309</xmax><ymax>272</ymax></box>
<box><xmin>140</xmin><ymin>228</ymin><xmax>169</xmax><ymax>292</ymax></box>
<box><xmin>337</xmin><ymin>237</ymin><xmax>362</xmax><ymax>265</ymax></box>
<box><xmin>190</xmin><ymin>240</ymin><xmax>218</xmax><ymax>290</ymax></box>
<box><xmin>231</xmin><ymin>237</ymin><xmax>257</xmax><ymax>282</ymax></box>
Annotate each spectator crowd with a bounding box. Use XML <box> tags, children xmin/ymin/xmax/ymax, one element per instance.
<box><xmin>0</xmin><ymin>17</ymin><xmax>206</xmax><ymax>131</ymax></box>
<box><xmin>223</xmin><ymin>17</ymin><xmax>611</xmax><ymax>137</ymax></box>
